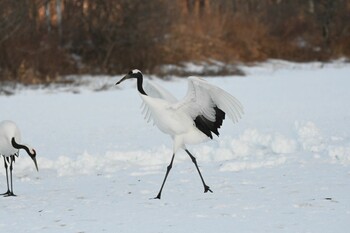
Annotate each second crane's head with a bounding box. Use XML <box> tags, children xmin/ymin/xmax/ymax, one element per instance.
<box><xmin>11</xmin><ymin>137</ymin><xmax>38</xmax><ymax>171</ymax></box>
<box><xmin>28</xmin><ymin>147</ymin><xmax>38</xmax><ymax>172</ymax></box>
<box><xmin>116</xmin><ymin>69</ymin><xmax>142</xmax><ymax>85</ymax></box>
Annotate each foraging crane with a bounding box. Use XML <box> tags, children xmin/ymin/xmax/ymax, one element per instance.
<box><xmin>116</xmin><ymin>69</ymin><xmax>243</xmax><ymax>199</ymax></box>
<box><xmin>0</xmin><ymin>120</ymin><xmax>38</xmax><ymax>196</ymax></box>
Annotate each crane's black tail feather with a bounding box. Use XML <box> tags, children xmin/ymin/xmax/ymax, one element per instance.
<box><xmin>194</xmin><ymin>106</ymin><xmax>225</xmax><ymax>139</ymax></box>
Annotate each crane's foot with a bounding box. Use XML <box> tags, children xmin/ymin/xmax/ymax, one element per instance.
<box><xmin>152</xmin><ymin>193</ymin><xmax>161</xmax><ymax>200</ymax></box>
<box><xmin>3</xmin><ymin>191</ymin><xmax>16</xmax><ymax>197</ymax></box>
<box><xmin>204</xmin><ymin>185</ymin><xmax>213</xmax><ymax>193</ymax></box>
<box><xmin>1</xmin><ymin>190</ymin><xmax>11</xmax><ymax>196</ymax></box>
<box><xmin>4</xmin><ymin>193</ymin><xmax>16</xmax><ymax>197</ymax></box>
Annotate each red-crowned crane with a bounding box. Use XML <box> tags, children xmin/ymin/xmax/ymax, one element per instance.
<box><xmin>116</xmin><ymin>70</ymin><xmax>243</xmax><ymax>199</ymax></box>
<box><xmin>0</xmin><ymin>120</ymin><xmax>38</xmax><ymax>196</ymax></box>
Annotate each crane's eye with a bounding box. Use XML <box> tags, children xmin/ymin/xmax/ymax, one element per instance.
<box><xmin>31</xmin><ymin>149</ymin><xmax>36</xmax><ymax>156</ymax></box>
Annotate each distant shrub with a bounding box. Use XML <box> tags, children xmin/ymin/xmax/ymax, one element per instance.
<box><xmin>0</xmin><ymin>0</ymin><xmax>349</xmax><ymax>83</ymax></box>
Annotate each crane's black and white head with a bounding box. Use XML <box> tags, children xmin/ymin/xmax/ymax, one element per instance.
<box><xmin>116</xmin><ymin>69</ymin><xmax>147</xmax><ymax>95</ymax></box>
<box><xmin>11</xmin><ymin>137</ymin><xmax>38</xmax><ymax>171</ymax></box>
<box><xmin>27</xmin><ymin>147</ymin><xmax>38</xmax><ymax>171</ymax></box>
<box><xmin>116</xmin><ymin>69</ymin><xmax>143</xmax><ymax>85</ymax></box>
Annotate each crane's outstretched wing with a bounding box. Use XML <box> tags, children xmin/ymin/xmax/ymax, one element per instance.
<box><xmin>171</xmin><ymin>76</ymin><xmax>243</xmax><ymax>138</ymax></box>
<box><xmin>143</xmin><ymin>80</ymin><xmax>177</xmax><ymax>103</ymax></box>
<box><xmin>141</xmin><ymin>79</ymin><xmax>178</xmax><ymax>123</ymax></box>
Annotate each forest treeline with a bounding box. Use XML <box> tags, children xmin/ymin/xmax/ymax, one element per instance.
<box><xmin>0</xmin><ymin>0</ymin><xmax>349</xmax><ymax>83</ymax></box>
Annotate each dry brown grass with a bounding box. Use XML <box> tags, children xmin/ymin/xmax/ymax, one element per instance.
<box><xmin>0</xmin><ymin>0</ymin><xmax>350</xmax><ymax>84</ymax></box>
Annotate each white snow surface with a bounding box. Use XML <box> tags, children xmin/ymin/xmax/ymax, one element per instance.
<box><xmin>1</xmin><ymin>60</ymin><xmax>350</xmax><ymax>232</ymax></box>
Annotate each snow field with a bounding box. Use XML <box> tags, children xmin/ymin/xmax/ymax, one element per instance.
<box><xmin>0</xmin><ymin>60</ymin><xmax>350</xmax><ymax>232</ymax></box>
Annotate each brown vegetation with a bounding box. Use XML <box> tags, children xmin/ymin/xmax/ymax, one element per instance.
<box><xmin>0</xmin><ymin>0</ymin><xmax>349</xmax><ymax>83</ymax></box>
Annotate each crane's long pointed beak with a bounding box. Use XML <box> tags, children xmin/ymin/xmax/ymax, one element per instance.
<box><xmin>32</xmin><ymin>157</ymin><xmax>39</xmax><ymax>171</ymax></box>
<box><xmin>116</xmin><ymin>75</ymin><xmax>129</xmax><ymax>85</ymax></box>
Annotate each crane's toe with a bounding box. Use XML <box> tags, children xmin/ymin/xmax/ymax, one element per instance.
<box><xmin>1</xmin><ymin>190</ymin><xmax>11</xmax><ymax>196</ymax></box>
<box><xmin>3</xmin><ymin>191</ymin><xmax>16</xmax><ymax>197</ymax></box>
<box><xmin>204</xmin><ymin>185</ymin><xmax>213</xmax><ymax>193</ymax></box>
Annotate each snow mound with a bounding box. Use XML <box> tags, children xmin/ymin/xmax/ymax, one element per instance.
<box><xmin>296</xmin><ymin>121</ymin><xmax>326</xmax><ymax>153</ymax></box>
<box><xmin>9</xmin><ymin>129</ymin><xmax>298</xmax><ymax>176</ymax></box>
<box><xmin>215</xmin><ymin>129</ymin><xmax>296</xmax><ymax>172</ymax></box>
<box><xmin>10</xmin><ymin>121</ymin><xmax>350</xmax><ymax>177</ymax></box>
<box><xmin>328</xmin><ymin>145</ymin><xmax>350</xmax><ymax>164</ymax></box>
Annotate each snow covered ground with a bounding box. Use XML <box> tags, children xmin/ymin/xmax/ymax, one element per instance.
<box><xmin>0</xmin><ymin>60</ymin><xmax>350</xmax><ymax>232</ymax></box>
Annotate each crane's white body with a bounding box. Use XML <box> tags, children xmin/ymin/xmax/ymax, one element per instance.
<box><xmin>141</xmin><ymin>94</ymin><xmax>208</xmax><ymax>152</ymax></box>
<box><xmin>141</xmin><ymin>76</ymin><xmax>243</xmax><ymax>152</ymax></box>
<box><xmin>0</xmin><ymin>120</ymin><xmax>21</xmax><ymax>157</ymax></box>
<box><xmin>0</xmin><ymin>120</ymin><xmax>37</xmax><ymax>196</ymax></box>
<box><xmin>116</xmin><ymin>70</ymin><xmax>244</xmax><ymax>198</ymax></box>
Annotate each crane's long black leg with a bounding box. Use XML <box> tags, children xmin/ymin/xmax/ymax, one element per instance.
<box><xmin>4</xmin><ymin>155</ymin><xmax>16</xmax><ymax>197</ymax></box>
<box><xmin>4</xmin><ymin>156</ymin><xmax>16</xmax><ymax>197</ymax></box>
<box><xmin>154</xmin><ymin>153</ymin><xmax>175</xmax><ymax>199</ymax></box>
<box><xmin>185</xmin><ymin>149</ymin><xmax>213</xmax><ymax>193</ymax></box>
<box><xmin>1</xmin><ymin>156</ymin><xmax>11</xmax><ymax>196</ymax></box>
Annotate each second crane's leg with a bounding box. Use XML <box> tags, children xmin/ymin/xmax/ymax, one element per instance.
<box><xmin>185</xmin><ymin>149</ymin><xmax>213</xmax><ymax>193</ymax></box>
<box><xmin>6</xmin><ymin>156</ymin><xmax>16</xmax><ymax>197</ymax></box>
<box><xmin>1</xmin><ymin>156</ymin><xmax>11</xmax><ymax>196</ymax></box>
<box><xmin>9</xmin><ymin>155</ymin><xmax>16</xmax><ymax>196</ymax></box>
<box><xmin>154</xmin><ymin>153</ymin><xmax>175</xmax><ymax>199</ymax></box>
